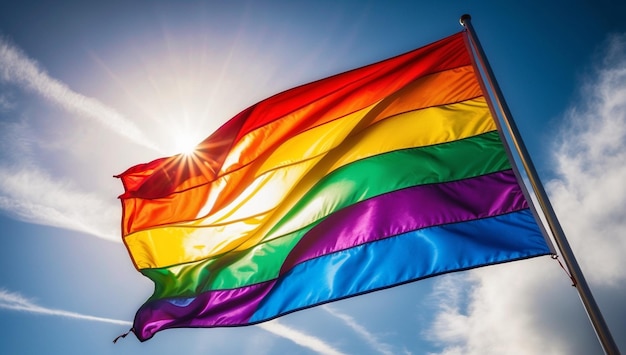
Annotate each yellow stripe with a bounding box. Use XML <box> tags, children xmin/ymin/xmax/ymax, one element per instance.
<box><xmin>125</xmin><ymin>97</ymin><xmax>496</xmax><ymax>269</ymax></box>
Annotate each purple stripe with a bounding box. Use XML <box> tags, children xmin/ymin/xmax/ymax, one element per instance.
<box><xmin>134</xmin><ymin>280</ymin><xmax>276</xmax><ymax>341</ymax></box>
<box><xmin>280</xmin><ymin>169</ymin><xmax>527</xmax><ymax>274</ymax></box>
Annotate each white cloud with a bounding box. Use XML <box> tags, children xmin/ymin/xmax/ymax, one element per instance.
<box><xmin>0</xmin><ymin>37</ymin><xmax>158</xmax><ymax>151</ymax></box>
<box><xmin>426</xmin><ymin>260</ymin><xmax>570</xmax><ymax>354</ymax></box>
<box><xmin>0</xmin><ymin>289</ymin><xmax>132</xmax><ymax>326</ymax></box>
<box><xmin>0</xmin><ymin>93</ymin><xmax>16</xmax><ymax>112</ymax></box>
<box><xmin>322</xmin><ymin>305</ymin><xmax>396</xmax><ymax>355</ymax></box>
<box><xmin>0</xmin><ymin>40</ymin><xmax>138</xmax><ymax>243</ymax></box>
<box><xmin>546</xmin><ymin>32</ymin><xmax>626</xmax><ymax>285</ymax></box>
<box><xmin>257</xmin><ymin>320</ymin><xmax>347</xmax><ymax>355</ymax></box>
<box><xmin>426</xmin><ymin>33</ymin><xmax>626</xmax><ymax>354</ymax></box>
<box><xmin>0</xmin><ymin>164</ymin><xmax>120</xmax><ymax>242</ymax></box>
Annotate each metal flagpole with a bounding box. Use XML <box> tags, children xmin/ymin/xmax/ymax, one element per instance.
<box><xmin>459</xmin><ymin>14</ymin><xmax>620</xmax><ymax>355</ymax></box>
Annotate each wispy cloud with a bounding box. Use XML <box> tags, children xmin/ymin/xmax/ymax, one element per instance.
<box><xmin>426</xmin><ymin>259</ymin><xmax>566</xmax><ymax>354</ymax></box>
<box><xmin>322</xmin><ymin>305</ymin><xmax>396</xmax><ymax>355</ymax></box>
<box><xmin>257</xmin><ymin>320</ymin><xmax>347</xmax><ymax>355</ymax></box>
<box><xmin>0</xmin><ymin>42</ymin><xmax>125</xmax><ymax>243</ymax></box>
<box><xmin>0</xmin><ymin>289</ymin><xmax>132</xmax><ymax>326</ymax></box>
<box><xmin>0</xmin><ymin>288</ymin><xmax>349</xmax><ymax>354</ymax></box>
<box><xmin>0</xmin><ymin>37</ymin><xmax>158</xmax><ymax>151</ymax></box>
<box><xmin>0</xmin><ymin>93</ymin><xmax>16</xmax><ymax>111</ymax></box>
<box><xmin>0</xmin><ymin>164</ymin><xmax>120</xmax><ymax>242</ymax></box>
<box><xmin>426</xmin><ymin>33</ymin><xmax>626</xmax><ymax>354</ymax></box>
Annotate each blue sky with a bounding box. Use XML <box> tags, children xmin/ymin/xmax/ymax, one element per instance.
<box><xmin>0</xmin><ymin>1</ymin><xmax>625</xmax><ymax>354</ymax></box>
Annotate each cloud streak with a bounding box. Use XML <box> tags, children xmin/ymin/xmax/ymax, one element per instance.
<box><xmin>0</xmin><ymin>289</ymin><xmax>132</xmax><ymax>326</ymax></box>
<box><xmin>0</xmin><ymin>37</ymin><xmax>158</xmax><ymax>151</ymax></box>
<box><xmin>0</xmin><ymin>288</ymin><xmax>345</xmax><ymax>354</ymax></box>
<box><xmin>257</xmin><ymin>320</ymin><xmax>347</xmax><ymax>355</ymax></box>
<box><xmin>426</xmin><ymin>33</ymin><xmax>626</xmax><ymax>354</ymax></box>
<box><xmin>0</xmin><ymin>164</ymin><xmax>120</xmax><ymax>241</ymax></box>
<box><xmin>322</xmin><ymin>305</ymin><xmax>396</xmax><ymax>355</ymax></box>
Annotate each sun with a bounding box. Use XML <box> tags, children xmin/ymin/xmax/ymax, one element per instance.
<box><xmin>172</xmin><ymin>129</ymin><xmax>201</xmax><ymax>156</ymax></box>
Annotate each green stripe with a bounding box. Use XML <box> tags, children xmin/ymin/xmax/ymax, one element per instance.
<box><xmin>143</xmin><ymin>131</ymin><xmax>509</xmax><ymax>300</ymax></box>
<box><xmin>264</xmin><ymin>129</ymin><xmax>507</xmax><ymax>241</ymax></box>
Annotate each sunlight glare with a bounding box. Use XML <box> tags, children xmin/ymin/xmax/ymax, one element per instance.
<box><xmin>173</xmin><ymin>129</ymin><xmax>201</xmax><ymax>156</ymax></box>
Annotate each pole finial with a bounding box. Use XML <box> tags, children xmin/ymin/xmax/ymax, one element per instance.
<box><xmin>460</xmin><ymin>14</ymin><xmax>471</xmax><ymax>27</ymax></box>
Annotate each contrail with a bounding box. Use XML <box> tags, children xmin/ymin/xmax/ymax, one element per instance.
<box><xmin>0</xmin><ymin>165</ymin><xmax>120</xmax><ymax>242</ymax></box>
<box><xmin>0</xmin><ymin>288</ymin><xmax>347</xmax><ymax>353</ymax></box>
<box><xmin>322</xmin><ymin>305</ymin><xmax>396</xmax><ymax>355</ymax></box>
<box><xmin>257</xmin><ymin>320</ymin><xmax>347</xmax><ymax>355</ymax></box>
<box><xmin>0</xmin><ymin>289</ymin><xmax>132</xmax><ymax>326</ymax></box>
<box><xmin>0</xmin><ymin>37</ymin><xmax>158</xmax><ymax>151</ymax></box>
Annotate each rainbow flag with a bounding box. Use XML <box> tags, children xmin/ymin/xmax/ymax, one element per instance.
<box><xmin>117</xmin><ymin>31</ymin><xmax>551</xmax><ymax>341</ymax></box>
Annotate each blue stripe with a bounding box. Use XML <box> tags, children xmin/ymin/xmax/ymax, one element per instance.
<box><xmin>249</xmin><ymin>209</ymin><xmax>549</xmax><ymax>322</ymax></box>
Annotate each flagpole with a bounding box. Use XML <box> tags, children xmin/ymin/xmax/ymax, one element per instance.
<box><xmin>460</xmin><ymin>14</ymin><xmax>620</xmax><ymax>355</ymax></box>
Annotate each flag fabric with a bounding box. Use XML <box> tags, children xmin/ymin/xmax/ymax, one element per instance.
<box><xmin>117</xmin><ymin>31</ymin><xmax>551</xmax><ymax>341</ymax></box>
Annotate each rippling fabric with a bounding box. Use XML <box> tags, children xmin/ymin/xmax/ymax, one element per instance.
<box><xmin>116</xmin><ymin>31</ymin><xmax>551</xmax><ymax>341</ymax></box>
